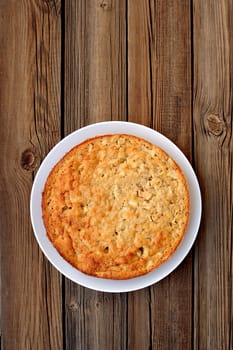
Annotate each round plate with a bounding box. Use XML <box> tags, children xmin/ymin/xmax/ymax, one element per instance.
<box><xmin>30</xmin><ymin>121</ymin><xmax>202</xmax><ymax>293</ymax></box>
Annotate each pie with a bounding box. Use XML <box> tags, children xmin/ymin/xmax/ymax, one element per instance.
<box><xmin>42</xmin><ymin>134</ymin><xmax>190</xmax><ymax>279</ymax></box>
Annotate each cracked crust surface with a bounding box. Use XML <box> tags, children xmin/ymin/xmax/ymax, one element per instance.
<box><xmin>42</xmin><ymin>134</ymin><xmax>190</xmax><ymax>279</ymax></box>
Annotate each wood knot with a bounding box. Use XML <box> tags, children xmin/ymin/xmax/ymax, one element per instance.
<box><xmin>205</xmin><ymin>114</ymin><xmax>224</xmax><ymax>136</ymax></box>
<box><xmin>20</xmin><ymin>149</ymin><xmax>37</xmax><ymax>171</ymax></box>
<box><xmin>68</xmin><ymin>301</ymin><xmax>78</xmax><ymax>312</ymax></box>
<box><xmin>100</xmin><ymin>1</ymin><xmax>112</xmax><ymax>10</ymax></box>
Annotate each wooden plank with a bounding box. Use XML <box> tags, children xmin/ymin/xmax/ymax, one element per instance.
<box><xmin>127</xmin><ymin>1</ymin><xmax>192</xmax><ymax>349</ymax></box>
<box><xmin>193</xmin><ymin>1</ymin><xmax>233</xmax><ymax>349</ymax></box>
<box><xmin>0</xmin><ymin>1</ymin><xmax>62</xmax><ymax>349</ymax></box>
<box><xmin>64</xmin><ymin>0</ymin><xmax>127</xmax><ymax>133</ymax></box>
<box><xmin>64</xmin><ymin>1</ymin><xmax>127</xmax><ymax>349</ymax></box>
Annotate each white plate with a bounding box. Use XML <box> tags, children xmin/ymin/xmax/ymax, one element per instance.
<box><xmin>30</xmin><ymin>121</ymin><xmax>201</xmax><ymax>293</ymax></box>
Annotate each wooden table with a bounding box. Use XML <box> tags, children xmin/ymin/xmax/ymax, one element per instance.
<box><xmin>0</xmin><ymin>1</ymin><xmax>232</xmax><ymax>349</ymax></box>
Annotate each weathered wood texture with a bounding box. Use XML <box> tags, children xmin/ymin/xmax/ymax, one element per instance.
<box><xmin>0</xmin><ymin>1</ymin><xmax>63</xmax><ymax>349</ymax></box>
<box><xmin>128</xmin><ymin>1</ymin><xmax>192</xmax><ymax>350</ymax></box>
<box><xmin>63</xmin><ymin>1</ymin><xmax>128</xmax><ymax>350</ymax></box>
<box><xmin>1</xmin><ymin>0</ymin><xmax>232</xmax><ymax>349</ymax></box>
<box><xmin>64</xmin><ymin>0</ymin><xmax>127</xmax><ymax>133</ymax></box>
<box><xmin>63</xmin><ymin>1</ymin><xmax>192</xmax><ymax>350</ymax></box>
<box><xmin>193</xmin><ymin>1</ymin><xmax>233</xmax><ymax>349</ymax></box>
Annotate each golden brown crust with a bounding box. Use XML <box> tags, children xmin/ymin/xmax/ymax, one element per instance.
<box><xmin>42</xmin><ymin>134</ymin><xmax>190</xmax><ymax>279</ymax></box>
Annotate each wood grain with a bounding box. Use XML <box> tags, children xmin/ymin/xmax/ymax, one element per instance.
<box><xmin>64</xmin><ymin>0</ymin><xmax>127</xmax><ymax>133</ymax></box>
<box><xmin>63</xmin><ymin>1</ymin><xmax>128</xmax><ymax>349</ymax></box>
<box><xmin>0</xmin><ymin>1</ymin><xmax>62</xmax><ymax>349</ymax></box>
<box><xmin>193</xmin><ymin>1</ymin><xmax>233</xmax><ymax>349</ymax></box>
<box><xmin>127</xmin><ymin>1</ymin><xmax>192</xmax><ymax>349</ymax></box>
<box><xmin>1</xmin><ymin>0</ymin><xmax>232</xmax><ymax>349</ymax></box>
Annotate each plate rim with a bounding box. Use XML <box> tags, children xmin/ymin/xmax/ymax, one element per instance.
<box><xmin>30</xmin><ymin>121</ymin><xmax>202</xmax><ymax>293</ymax></box>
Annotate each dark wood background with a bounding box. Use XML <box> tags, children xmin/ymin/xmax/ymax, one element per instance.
<box><xmin>0</xmin><ymin>1</ymin><xmax>232</xmax><ymax>349</ymax></box>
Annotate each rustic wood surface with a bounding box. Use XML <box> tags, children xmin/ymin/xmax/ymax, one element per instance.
<box><xmin>193</xmin><ymin>1</ymin><xmax>233</xmax><ymax>349</ymax></box>
<box><xmin>0</xmin><ymin>1</ymin><xmax>232</xmax><ymax>349</ymax></box>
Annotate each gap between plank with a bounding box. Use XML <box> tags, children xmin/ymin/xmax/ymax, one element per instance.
<box><xmin>190</xmin><ymin>0</ymin><xmax>195</xmax><ymax>350</ymax></box>
<box><xmin>125</xmin><ymin>0</ymin><xmax>129</xmax><ymax>122</ymax></box>
<box><xmin>60</xmin><ymin>0</ymin><xmax>65</xmax><ymax>141</ymax></box>
<box><xmin>60</xmin><ymin>1</ymin><xmax>66</xmax><ymax>350</ymax></box>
